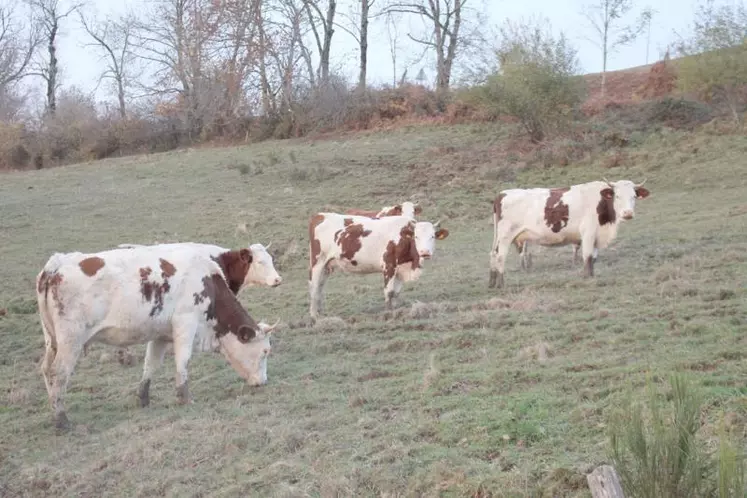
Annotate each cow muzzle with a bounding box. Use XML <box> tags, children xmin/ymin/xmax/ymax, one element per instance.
<box><xmin>621</xmin><ymin>211</ymin><xmax>634</xmax><ymax>220</ymax></box>
<box><xmin>419</xmin><ymin>252</ymin><xmax>432</xmax><ymax>259</ymax></box>
<box><xmin>271</xmin><ymin>277</ymin><xmax>282</xmax><ymax>287</ymax></box>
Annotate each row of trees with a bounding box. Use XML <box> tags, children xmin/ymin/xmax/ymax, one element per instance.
<box><xmin>0</xmin><ymin>0</ymin><xmax>744</xmax><ymax>167</ymax></box>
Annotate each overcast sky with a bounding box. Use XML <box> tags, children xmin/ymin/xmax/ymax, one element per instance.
<box><xmin>45</xmin><ymin>0</ymin><xmax>699</xmax><ymax>105</ymax></box>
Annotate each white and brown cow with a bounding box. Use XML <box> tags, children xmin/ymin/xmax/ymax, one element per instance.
<box><xmin>36</xmin><ymin>246</ymin><xmax>280</xmax><ymax>430</ymax></box>
<box><xmin>489</xmin><ymin>179</ymin><xmax>650</xmax><ymax>288</ymax></box>
<box><xmin>344</xmin><ymin>201</ymin><xmax>423</xmax><ymax>219</ymax></box>
<box><xmin>117</xmin><ymin>242</ymin><xmax>282</xmax><ymax>290</ymax></box>
<box><xmin>308</xmin><ymin>213</ymin><xmax>449</xmax><ymax>319</ymax></box>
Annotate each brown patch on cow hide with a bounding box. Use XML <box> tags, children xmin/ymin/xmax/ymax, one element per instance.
<box><xmin>309</xmin><ymin>214</ymin><xmax>325</xmax><ymax>280</ymax></box>
<box><xmin>79</xmin><ymin>257</ymin><xmax>105</xmax><ymax>276</ymax></box>
<box><xmin>138</xmin><ymin>265</ymin><xmax>172</xmax><ymax>317</ymax></box>
<box><xmin>337</xmin><ymin>223</ymin><xmax>372</xmax><ymax>261</ymax></box>
<box><xmin>597</xmin><ymin>188</ymin><xmax>616</xmax><ymax>225</ymax></box>
<box><xmin>544</xmin><ymin>188</ymin><xmax>570</xmax><ymax>233</ymax></box>
<box><xmin>493</xmin><ymin>193</ymin><xmax>506</xmax><ymax>219</ymax></box>
<box><xmin>159</xmin><ymin>258</ymin><xmax>177</xmax><ymax>277</ymax></box>
<box><xmin>38</xmin><ymin>271</ymin><xmax>65</xmax><ymax>315</ymax></box>
<box><xmin>343</xmin><ymin>217</ymin><xmax>355</xmax><ymax>227</ymax></box>
<box><xmin>212</xmin><ymin>249</ymin><xmax>252</xmax><ymax>294</ymax></box>
<box><xmin>195</xmin><ymin>273</ymin><xmax>258</xmax><ymax>343</ymax></box>
<box><xmin>383</xmin><ymin>223</ymin><xmax>420</xmax><ymax>284</ymax></box>
<box><xmin>382</xmin><ymin>205</ymin><xmax>403</xmax><ymax>216</ymax></box>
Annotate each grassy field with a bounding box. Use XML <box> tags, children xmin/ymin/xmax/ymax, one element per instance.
<box><xmin>1</xmin><ymin>121</ymin><xmax>746</xmax><ymax>497</ymax></box>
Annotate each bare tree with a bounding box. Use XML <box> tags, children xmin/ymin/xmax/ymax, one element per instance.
<box><xmin>581</xmin><ymin>0</ymin><xmax>646</xmax><ymax>97</ymax></box>
<box><xmin>25</xmin><ymin>0</ymin><xmax>81</xmax><ymax>115</ymax></box>
<box><xmin>385</xmin><ymin>0</ymin><xmax>466</xmax><ymax>93</ymax></box>
<box><xmin>303</xmin><ymin>0</ymin><xmax>336</xmax><ymax>83</ymax></box>
<box><xmin>265</xmin><ymin>0</ymin><xmax>315</xmax><ymax>109</ymax></box>
<box><xmin>0</xmin><ymin>4</ymin><xmax>40</xmax><ymax>90</ymax></box>
<box><xmin>335</xmin><ymin>0</ymin><xmax>375</xmax><ymax>90</ymax></box>
<box><xmin>384</xmin><ymin>10</ymin><xmax>399</xmax><ymax>86</ymax></box>
<box><xmin>134</xmin><ymin>0</ymin><xmax>224</xmax><ymax>137</ymax></box>
<box><xmin>79</xmin><ymin>11</ymin><xmax>138</xmax><ymax>119</ymax></box>
<box><xmin>641</xmin><ymin>6</ymin><xmax>656</xmax><ymax>64</ymax></box>
<box><xmin>214</xmin><ymin>0</ymin><xmax>262</xmax><ymax>122</ymax></box>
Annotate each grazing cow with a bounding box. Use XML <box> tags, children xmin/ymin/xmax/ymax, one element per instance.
<box><xmin>489</xmin><ymin>179</ymin><xmax>649</xmax><ymax>288</ymax></box>
<box><xmin>344</xmin><ymin>201</ymin><xmax>423</xmax><ymax>219</ymax></box>
<box><xmin>117</xmin><ymin>242</ymin><xmax>282</xmax><ymax>290</ymax></box>
<box><xmin>36</xmin><ymin>247</ymin><xmax>280</xmax><ymax>429</ymax></box>
<box><xmin>308</xmin><ymin>213</ymin><xmax>449</xmax><ymax>319</ymax></box>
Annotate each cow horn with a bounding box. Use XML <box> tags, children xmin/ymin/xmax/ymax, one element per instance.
<box><xmin>602</xmin><ymin>177</ymin><xmax>614</xmax><ymax>188</ymax></box>
<box><xmin>433</xmin><ymin>219</ymin><xmax>441</xmax><ymax>228</ymax></box>
<box><xmin>263</xmin><ymin>319</ymin><xmax>280</xmax><ymax>334</ymax></box>
<box><xmin>264</xmin><ymin>242</ymin><xmax>272</xmax><ymax>250</ymax></box>
<box><xmin>636</xmin><ymin>178</ymin><xmax>647</xmax><ymax>187</ymax></box>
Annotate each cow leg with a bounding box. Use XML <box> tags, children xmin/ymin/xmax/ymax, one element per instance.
<box><xmin>489</xmin><ymin>239</ymin><xmax>510</xmax><ymax>289</ymax></box>
<box><xmin>581</xmin><ymin>236</ymin><xmax>596</xmax><ymax>278</ymax></box>
<box><xmin>138</xmin><ymin>339</ymin><xmax>168</xmax><ymax>408</ymax></box>
<box><xmin>572</xmin><ymin>244</ymin><xmax>581</xmax><ymax>265</ymax></box>
<box><xmin>40</xmin><ymin>322</ymin><xmax>56</xmax><ymax>396</ymax></box>
<box><xmin>309</xmin><ymin>260</ymin><xmax>330</xmax><ymax>320</ymax></box>
<box><xmin>172</xmin><ymin>324</ymin><xmax>197</xmax><ymax>404</ymax></box>
<box><xmin>521</xmin><ymin>242</ymin><xmax>533</xmax><ymax>271</ymax></box>
<box><xmin>384</xmin><ymin>276</ymin><xmax>404</xmax><ymax>309</ymax></box>
<box><xmin>47</xmin><ymin>337</ymin><xmax>83</xmax><ymax>430</ymax></box>
<box><xmin>516</xmin><ymin>241</ymin><xmax>526</xmax><ymax>270</ymax></box>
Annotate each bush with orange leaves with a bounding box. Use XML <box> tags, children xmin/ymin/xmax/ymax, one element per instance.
<box><xmin>635</xmin><ymin>59</ymin><xmax>677</xmax><ymax>100</ymax></box>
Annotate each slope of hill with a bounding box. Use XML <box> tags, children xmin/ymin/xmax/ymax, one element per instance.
<box><xmin>1</xmin><ymin>121</ymin><xmax>745</xmax><ymax>496</ymax></box>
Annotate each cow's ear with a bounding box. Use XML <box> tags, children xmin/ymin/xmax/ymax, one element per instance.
<box><xmin>414</xmin><ymin>204</ymin><xmax>423</xmax><ymax>215</ymax></box>
<box><xmin>635</xmin><ymin>186</ymin><xmax>650</xmax><ymax>199</ymax></box>
<box><xmin>239</xmin><ymin>248</ymin><xmax>253</xmax><ymax>264</ymax></box>
<box><xmin>435</xmin><ymin>228</ymin><xmax>449</xmax><ymax>240</ymax></box>
<box><xmin>236</xmin><ymin>325</ymin><xmax>256</xmax><ymax>343</ymax></box>
<box><xmin>601</xmin><ymin>188</ymin><xmax>614</xmax><ymax>200</ymax></box>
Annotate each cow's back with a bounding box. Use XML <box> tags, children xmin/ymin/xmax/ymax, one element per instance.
<box><xmin>37</xmin><ymin>248</ymin><xmax>217</xmax><ymax>346</ymax></box>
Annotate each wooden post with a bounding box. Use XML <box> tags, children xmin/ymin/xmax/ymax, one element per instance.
<box><xmin>587</xmin><ymin>465</ymin><xmax>625</xmax><ymax>498</ymax></box>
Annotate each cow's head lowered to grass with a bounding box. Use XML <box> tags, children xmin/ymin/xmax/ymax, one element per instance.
<box><xmin>218</xmin><ymin>320</ymin><xmax>279</xmax><ymax>387</ymax></box>
<box><xmin>196</xmin><ymin>272</ymin><xmax>280</xmax><ymax>387</ymax></box>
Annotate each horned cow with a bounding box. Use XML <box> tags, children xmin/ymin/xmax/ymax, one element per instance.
<box><xmin>489</xmin><ymin>179</ymin><xmax>649</xmax><ymax>288</ymax></box>
<box><xmin>308</xmin><ymin>213</ymin><xmax>449</xmax><ymax>319</ymax></box>
<box><xmin>36</xmin><ymin>245</ymin><xmax>280</xmax><ymax>430</ymax></box>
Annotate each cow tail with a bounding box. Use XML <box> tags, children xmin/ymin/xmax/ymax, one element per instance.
<box><xmin>36</xmin><ymin>259</ymin><xmax>64</xmax><ymax>358</ymax></box>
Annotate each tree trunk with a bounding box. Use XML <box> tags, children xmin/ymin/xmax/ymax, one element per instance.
<box><xmin>47</xmin><ymin>22</ymin><xmax>58</xmax><ymax>115</ymax></box>
<box><xmin>358</xmin><ymin>0</ymin><xmax>368</xmax><ymax>91</ymax></box>
<box><xmin>587</xmin><ymin>465</ymin><xmax>625</xmax><ymax>498</ymax></box>
<box><xmin>117</xmin><ymin>76</ymin><xmax>127</xmax><ymax>119</ymax></box>
<box><xmin>320</xmin><ymin>0</ymin><xmax>336</xmax><ymax>83</ymax></box>
<box><xmin>257</xmin><ymin>3</ymin><xmax>272</xmax><ymax>115</ymax></box>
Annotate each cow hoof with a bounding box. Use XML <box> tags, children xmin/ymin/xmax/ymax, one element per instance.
<box><xmin>176</xmin><ymin>382</ymin><xmax>191</xmax><ymax>405</ymax></box>
<box><xmin>138</xmin><ymin>379</ymin><xmax>151</xmax><ymax>408</ymax></box>
<box><xmin>488</xmin><ymin>271</ymin><xmax>497</xmax><ymax>288</ymax></box>
<box><xmin>55</xmin><ymin>412</ymin><xmax>70</xmax><ymax>431</ymax></box>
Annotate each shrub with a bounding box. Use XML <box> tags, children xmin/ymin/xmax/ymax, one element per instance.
<box><xmin>644</xmin><ymin>97</ymin><xmax>713</xmax><ymax>129</ymax></box>
<box><xmin>636</xmin><ymin>58</ymin><xmax>678</xmax><ymax>99</ymax></box>
<box><xmin>608</xmin><ymin>373</ymin><xmax>710</xmax><ymax>498</ymax></box>
<box><xmin>676</xmin><ymin>0</ymin><xmax>747</xmax><ymax>123</ymax></box>
<box><xmin>474</xmin><ymin>17</ymin><xmax>585</xmax><ymax>142</ymax></box>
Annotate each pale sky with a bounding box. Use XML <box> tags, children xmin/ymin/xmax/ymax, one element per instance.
<box><xmin>45</xmin><ymin>0</ymin><xmax>700</xmax><ymax>106</ymax></box>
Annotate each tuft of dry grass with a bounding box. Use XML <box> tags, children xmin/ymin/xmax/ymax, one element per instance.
<box><xmin>518</xmin><ymin>342</ymin><xmax>553</xmax><ymax>364</ymax></box>
<box><xmin>7</xmin><ymin>386</ymin><xmax>31</xmax><ymax>405</ymax></box>
<box><xmin>313</xmin><ymin>316</ymin><xmax>347</xmax><ymax>332</ymax></box>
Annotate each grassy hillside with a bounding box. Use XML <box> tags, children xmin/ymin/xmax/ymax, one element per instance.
<box><xmin>1</xmin><ymin>122</ymin><xmax>746</xmax><ymax>497</ymax></box>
